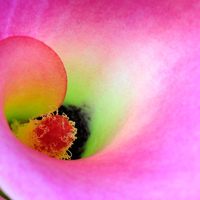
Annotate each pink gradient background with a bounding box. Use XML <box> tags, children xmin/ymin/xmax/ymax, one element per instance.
<box><xmin>0</xmin><ymin>0</ymin><xmax>200</xmax><ymax>199</ymax></box>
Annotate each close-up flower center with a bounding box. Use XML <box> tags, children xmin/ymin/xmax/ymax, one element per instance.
<box><xmin>11</xmin><ymin>111</ymin><xmax>77</xmax><ymax>159</ymax></box>
<box><xmin>2</xmin><ymin>35</ymin><xmax>133</xmax><ymax>161</ymax></box>
<box><xmin>1</xmin><ymin>1</ymin><xmax>200</xmax><ymax>199</ymax></box>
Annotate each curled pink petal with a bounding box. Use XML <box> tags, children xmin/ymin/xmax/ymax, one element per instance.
<box><xmin>0</xmin><ymin>0</ymin><xmax>200</xmax><ymax>200</ymax></box>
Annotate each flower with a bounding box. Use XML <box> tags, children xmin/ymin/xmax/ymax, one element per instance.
<box><xmin>0</xmin><ymin>0</ymin><xmax>200</xmax><ymax>199</ymax></box>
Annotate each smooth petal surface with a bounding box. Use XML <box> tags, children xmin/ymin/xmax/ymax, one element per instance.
<box><xmin>0</xmin><ymin>0</ymin><xmax>200</xmax><ymax>200</ymax></box>
<box><xmin>0</xmin><ymin>36</ymin><xmax>67</xmax><ymax>123</ymax></box>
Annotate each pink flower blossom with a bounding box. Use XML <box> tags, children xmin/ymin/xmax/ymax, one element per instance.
<box><xmin>0</xmin><ymin>0</ymin><xmax>200</xmax><ymax>199</ymax></box>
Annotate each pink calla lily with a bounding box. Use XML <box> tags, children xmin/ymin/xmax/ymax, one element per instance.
<box><xmin>0</xmin><ymin>0</ymin><xmax>200</xmax><ymax>199</ymax></box>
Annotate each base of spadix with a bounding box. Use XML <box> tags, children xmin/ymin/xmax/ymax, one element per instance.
<box><xmin>11</xmin><ymin>112</ymin><xmax>77</xmax><ymax>160</ymax></box>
